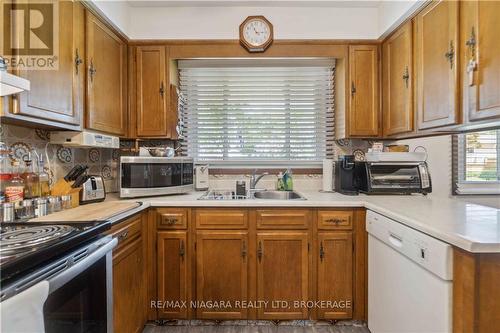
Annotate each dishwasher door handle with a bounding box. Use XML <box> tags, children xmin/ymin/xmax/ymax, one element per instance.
<box><xmin>389</xmin><ymin>233</ymin><xmax>403</xmax><ymax>248</ymax></box>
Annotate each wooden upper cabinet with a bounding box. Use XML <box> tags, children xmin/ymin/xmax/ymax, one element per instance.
<box><xmin>348</xmin><ymin>45</ymin><xmax>380</xmax><ymax>137</ymax></box>
<box><xmin>157</xmin><ymin>231</ymin><xmax>188</xmax><ymax>319</ymax></box>
<box><xmin>196</xmin><ymin>231</ymin><xmax>248</xmax><ymax>319</ymax></box>
<box><xmin>86</xmin><ymin>11</ymin><xmax>127</xmax><ymax>136</ymax></box>
<box><xmin>383</xmin><ymin>22</ymin><xmax>414</xmax><ymax>136</ymax></box>
<box><xmin>461</xmin><ymin>0</ymin><xmax>500</xmax><ymax>121</ymax></box>
<box><xmin>136</xmin><ymin>46</ymin><xmax>169</xmax><ymax>137</ymax></box>
<box><xmin>113</xmin><ymin>238</ymin><xmax>145</xmax><ymax>333</ymax></box>
<box><xmin>415</xmin><ymin>0</ymin><xmax>459</xmax><ymax>130</ymax></box>
<box><xmin>317</xmin><ymin>232</ymin><xmax>353</xmax><ymax>320</ymax></box>
<box><xmin>256</xmin><ymin>232</ymin><xmax>309</xmax><ymax>320</ymax></box>
<box><xmin>11</xmin><ymin>1</ymin><xmax>84</xmax><ymax>128</ymax></box>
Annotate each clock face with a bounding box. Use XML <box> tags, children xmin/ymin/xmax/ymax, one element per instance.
<box><xmin>239</xmin><ymin>16</ymin><xmax>273</xmax><ymax>52</ymax></box>
<box><xmin>243</xmin><ymin>19</ymin><xmax>271</xmax><ymax>47</ymax></box>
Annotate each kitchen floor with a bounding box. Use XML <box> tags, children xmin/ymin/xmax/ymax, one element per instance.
<box><xmin>143</xmin><ymin>322</ymin><xmax>370</xmax><ymax>333</ymax></box>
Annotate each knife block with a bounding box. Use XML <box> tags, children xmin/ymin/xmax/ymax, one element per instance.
<box><xmin>51</xmin><ymin>179</ymin><xmax>81</xmax><ymax>208</ymax></box>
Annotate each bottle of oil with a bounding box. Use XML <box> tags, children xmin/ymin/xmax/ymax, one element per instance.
<box><xmin>21</xmin><ymin>153</ymin><xmax>40</xmax><ymax>199</ymax></box>
<box><xmin>38</xmin><ymin>156</ymin><xmax>50</xmax><ymax>197</ymax></box>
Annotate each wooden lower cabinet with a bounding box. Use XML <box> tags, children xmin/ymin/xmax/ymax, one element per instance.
<box><xmin>317</xmin><ymin>232</ymin><xmax>353</xmax><ymax>319</ymax></box>
<box><xmin>157</xmin><ymin>231</ymin><xmax>188</xmax><ymax>319</ymax></box>
<box><xmin>196</xmin><ymin>231</ymin><xmax>249</xmax><ymax>319</ymax></box>
<box><xmin>256</xmin><ymin>232</ymin><xmax>309</xmax><ymax>319</ymax></box>
<box><xmin>113</xmin><ymin>238</ymin><xmax>145</xmax><ymax>333</ymax></box>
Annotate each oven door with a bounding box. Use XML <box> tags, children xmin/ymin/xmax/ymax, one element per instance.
<box><xmin>43</xmin><ymin>237</ymin><xmax>116</xmax><ymax>333</ymax></box>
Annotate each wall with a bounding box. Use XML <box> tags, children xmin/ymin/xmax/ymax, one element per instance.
<box><xmin>92</xmin><ymin>0</ymin><xmax>131</xmax><ymax>36</ymax></box>
<box><xmin>377</xmin><ymin>0</ymin><xmax>424</xmax><ymax>38</ymax></box>
<box><xmin>128</xmin><ymin>5</ymin><xmax>379</xmax><ymax>40</ymax></box>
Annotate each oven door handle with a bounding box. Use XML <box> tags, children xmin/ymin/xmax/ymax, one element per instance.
<box><xmin>48</xmin><ymin>237</ymin><xmax>117</xmax><ymax>294</ymax></box>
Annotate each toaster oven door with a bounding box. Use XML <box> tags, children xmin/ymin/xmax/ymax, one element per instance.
<box><xmin>368</xmin><ymin>163</ymin><xmax>422</xmax><ymax>189</ymax></box>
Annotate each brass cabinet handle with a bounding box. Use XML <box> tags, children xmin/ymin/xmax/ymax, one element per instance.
<box><xmin>465</xmin><ymin>27</ymin><xmax>476</xmax><ymax>58</ymax></box>
<box><xmin>351</xmin><ymin>82</ymin><xmax>356</xmax><ymax>97</ymax></box>
<box><xmin>160</xmin><ymin>81</ymin><xmax>165</xmax><ymax>97</ymax></box>
<box><xmin>319</xmin><ymin>241</ymin><xmax>325</xmax><ymax>261</ymax></box>
<box><xmin>179</xmin><ymin>240</ymin><xmax>185</xmax><ymax>259</ymax></box>
<box><xmin>444</xmin><ymin>41</ymin><xmax>455</xmax><ymax>69</ymax></box>
<box><xmin>162</xmin><ymin>216</ymin><xmax>178</xmax><ymax>225</ymax></box>
<box><xmin>89</xmin><ymin>59</ymin><xmax>96</xmax><ymax>82</ymax></box>
<box><xmin>257</xmin><ymin>241</ymin><xmax>263</xmax><ymax>262</ymax></box>
<box><xmin>326</xmin><ymin>218</ymin><xmax>342</xmax><ymax>225</ymax></box>
<box><xmin>241</xmin><ymin>240</ymin><xmax>247</xmax><ymax>259</ymax></box>
<box><xmin>402</xmin><ymin>66</ymin><xmax>410</xmax><ymax>88</ymax></box>
<box><xmin>118</xmin><ymin>230</ymin><xmax>128</xmax><ymax>241</ymax></box>
<box><xmin>75</xmin><ymin>48</ymin><xmax>83</xmax><ymax>74</ymax></box>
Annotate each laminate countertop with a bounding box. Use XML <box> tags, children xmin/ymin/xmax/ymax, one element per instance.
<box><xmin>40</xmin><ymin>191</ymin><xmax>500</xmax><ymax>253</ymax></box>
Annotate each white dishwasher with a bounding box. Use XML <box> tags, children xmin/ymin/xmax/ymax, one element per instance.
<box><xmin>366</xmin><ymin>210</ymin><xmax>453</xmax><ymax>333</ymax></box>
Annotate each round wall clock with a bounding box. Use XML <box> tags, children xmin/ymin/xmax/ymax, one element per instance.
<box><xmin>239</xmin><ymin>16</ymin><xmax>274</xmax><ymax>53</ymax></box>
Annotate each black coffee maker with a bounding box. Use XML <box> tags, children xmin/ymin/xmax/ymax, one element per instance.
<box><xmin>334</xmin><ymin>155</ymin><xmax>359</xmax><ymax>195</ymax></box>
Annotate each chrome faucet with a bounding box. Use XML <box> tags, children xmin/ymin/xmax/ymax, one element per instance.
<box><xmin>250</xmin><ymin>170</ymin><xmax>269</xmax><ymax>189</ymax></box>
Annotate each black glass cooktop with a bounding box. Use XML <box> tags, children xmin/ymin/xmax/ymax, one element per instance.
<box><xmin>0</xmin><ymin>221</ymin><xmax>111</xmax><ymax>284</ymax></box>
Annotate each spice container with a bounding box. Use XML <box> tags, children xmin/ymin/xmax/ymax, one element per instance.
<box><xmin>15</xmin><ymin>199</ymin><xmax>35</xmax><ymax>220</ymax></box>
<box><xmin>1</xmin><ymin>202</ymin><xmax>14</xmax><ymax>222</ymax></box>
<box><xmin>35</xmin><ymin>198</ymin><xmax>48</xmax><ymax>217</ymax></box>
<box><xmin>61</xmin><ymin>195</ymin><xmax>72</xmax><ymax>210</ymax></box>
<box><xmin>47</xmin><ymin>196</ymin><xmax>62</xmax><ymax>214</ymax></box>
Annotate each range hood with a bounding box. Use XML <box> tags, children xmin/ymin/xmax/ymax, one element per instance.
<box><xmin>0</xmin><ymin>56</ymin><xmax>30</xmax><ymax>97</ymax></box>
<box><xmin>50</xmin><ymin>130</ymin><xmax>120</xmax><ymax>149</ymax></box>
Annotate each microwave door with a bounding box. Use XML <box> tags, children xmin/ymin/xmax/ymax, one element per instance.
<box><xmin>121</xmin><ymin>163</ymin><xmax>152</xmax><ymax>188</ymax></box>
<box><xmin>149</xmin><ymin>163</ymin><xmax>182</xmax><ymax>187</ymax></box>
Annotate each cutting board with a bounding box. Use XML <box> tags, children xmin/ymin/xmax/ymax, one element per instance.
<box><xmin>31</xmin><ymin>201</ymin><xmax>141</xmax><ymax>222</ymax></box>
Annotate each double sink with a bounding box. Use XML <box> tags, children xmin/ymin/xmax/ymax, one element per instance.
<box><xmin>198</xmin><ymin>190</ymin><xmax>306</xmax><ymax>201</ymax></box>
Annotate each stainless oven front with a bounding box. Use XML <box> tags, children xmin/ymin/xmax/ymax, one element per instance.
<box><xmin>120</xmin><ymin>157</ymin><xmax>194</xmax><ymax>198</ymax></box>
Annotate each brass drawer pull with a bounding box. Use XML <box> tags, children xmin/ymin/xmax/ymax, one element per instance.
<box><xmin>241</xmin><ymin>240</ymin><xmax>247</xmax><ymax>259</ymax></box>
<box><xmin>257</xmin><ymin>241</ymin><xmax>263</xmax><ymax>262</ymax></box>
<box><xmin>326</xmin><ymin>218</ymin><xmax>343</xmax><ymax>224</ymax></box>
<box><xmin>162</xmin><ymin>216</ymin><xmax>178</xmax><ymax>225</ymax></box>
<box><xmin>179</xmin><ymin>240</ymin><xmax>185</xmax><ymax>259</ymax></box>
<box><xmin>118</xmin><ymin>230</ymin><xmax>128</xmax><ymax>241</ymax></box>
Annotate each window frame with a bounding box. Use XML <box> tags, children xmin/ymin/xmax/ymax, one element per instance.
<box><xmin>454</xmin><ymin>130</ymin><xmax>500</xmax><ymax>195</ymax></box>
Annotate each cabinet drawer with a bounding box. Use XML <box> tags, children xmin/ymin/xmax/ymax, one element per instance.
<box><xmin>157</xmin><ymin>208</ymin><xmax>188</xmax><ymax>229</ymax></box>
<box><xmin>110</xmin><ymin>214</ymin><xmax>143</xmax><ymax>252</ymax></box>
<box><xmin>195</xmin><ymin>209</ymin><xmax>248</xmax><ymax>229</ymax></box>
<box><xmin>256</xmin><ymin>209</ymin><xmax>311</xmax><ymax>229</ymax></box>
<box><xmin>317</xmin><ymin>210</ymin><xmax>353</xmax><ymax>230</ymax></box>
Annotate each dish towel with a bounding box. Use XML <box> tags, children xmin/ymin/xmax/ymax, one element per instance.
<box><xmin>0</xmin><ymin>281</ymin><xmax>49</xmax><ymax>333</ymax></box>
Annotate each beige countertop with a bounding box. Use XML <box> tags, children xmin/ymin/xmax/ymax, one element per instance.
<box><xmin>37</xmin><ymin>191</ymin><xmax>500</xmax><ymax>253</ymax></box>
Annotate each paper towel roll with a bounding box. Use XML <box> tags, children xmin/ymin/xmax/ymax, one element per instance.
<box><xmin>322</xmin><ymin>159</ymin><xmax>334</xmax><ymax>192</ymax></box>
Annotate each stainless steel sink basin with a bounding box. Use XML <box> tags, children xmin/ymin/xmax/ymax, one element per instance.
<box><xmin>252</xmin><ymin>190</ymin><xmax>305</xmax><ymax>200</ymax></box>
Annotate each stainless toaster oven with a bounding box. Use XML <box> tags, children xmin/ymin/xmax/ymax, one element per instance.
<box><xmin>120</xmin><ymin>156</ymin><xmax>194</xmax><ymax>198</ymax></box>
<box><xmin>355</xmin><ymin>161</ymin><xmax>432</xmax><ymax>195</ymax></box>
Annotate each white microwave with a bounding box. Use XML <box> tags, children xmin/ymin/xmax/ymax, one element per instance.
<box><xmin>119</xmin><ymin>156</ymin><xmax>194</xmax><ymax>198</ymax></box>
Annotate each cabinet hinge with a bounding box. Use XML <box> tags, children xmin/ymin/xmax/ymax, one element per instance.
<box><xmin>194</xmin><ymin>241</ymin><xmax>197</xmax><ymax>251</ymax></box>
<box><xmin>352</xmin><ymin>241</ymin><xmax>355</xmax><ymax>253</ymax></box>
<box><xmin>308</xmin><ymin>242</ymin><xmax>310</xmax><ymax>252</ymax></box>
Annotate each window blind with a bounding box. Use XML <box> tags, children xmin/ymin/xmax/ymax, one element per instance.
<box><xmin>178</xmin><ymin>59</ymin><xmax>335</xmax><ymax>166</ymax></box>
<box><xmin>454</xmin><ymin>129</ymin><xmax>500</xmax><ymax>194</ymax></box>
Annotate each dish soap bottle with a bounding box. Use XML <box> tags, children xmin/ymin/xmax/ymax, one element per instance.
<box><xmin>277</xmin><ymin>172</ymin><xmax>285</xmax><ymax>191</ymax></box>
<box><xmin>284</xmin><ymin>168</ymin><xmax>293</xmax><ymax>191</ymax></box>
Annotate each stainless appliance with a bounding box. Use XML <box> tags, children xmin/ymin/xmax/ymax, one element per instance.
<box><xmin>80</xmin><ymin>175</ymin><xmax>106</xmax><ymax>204</ymax></box>
<box><xmin>0</xmin><ymin>221</ymin><xmax>115</xmax><ymax>332</ymax></box>
<box><xmin>334</xmin><ymin>155</ymin><xmax>358</xmax><ymax>195</ymax></box>
<box><xmin>120</xmin><ymin>156</ymin><xmax>194</xmax><ymax>198</ymax></box>
<box><xmin>355</xmin><ymin>161</ymin><xmax>432</xmax><ymax>195</ymax></box>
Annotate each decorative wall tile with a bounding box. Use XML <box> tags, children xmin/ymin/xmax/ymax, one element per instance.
<box><xmin>35</xmin><ymin>129</ymin><xmax>50</xmax><ymax>141</ymax></box>
<box><xmin>9</xmin><ymin>142</ymin><xmax>32</xmax><ymax>161</ymax></box>
<box><xmin>88</xmin><ymin>148</ymin><xmax>100</xmax><ymax>163</ymax></box>
<box><xmin>56</xmin><ymin>147</ymin><xmax>73</xmax><ymax>163</ymax></box>
<box><xmin>101</xmin><ymin>165</ymin><xmax>112</xmax><ymax>180</ymax></box>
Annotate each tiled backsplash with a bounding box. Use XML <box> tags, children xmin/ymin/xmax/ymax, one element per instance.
<box><xmin>0</xmin><ymin>124</ymin><xmax>120</xmax><ymax>192</ymax></box>
<box><xmin>0</xmin><ymin>123</ymin><xmax>373</xmax><ymax>194</ymax></box>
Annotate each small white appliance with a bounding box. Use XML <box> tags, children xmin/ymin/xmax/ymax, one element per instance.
<box><xmin>366</xmin><ymin>210</ymin><xmax>453</xmax><ymax>333</ymax></box>
<box><xmin>195</xmin><ymin>165</ymin><xmax>209</xmax><ymax>191</ymax></box>
<box><xmin>50</xmin><ymin>131</ymin><xmax>119</xmax><ymax>149</ymax></box>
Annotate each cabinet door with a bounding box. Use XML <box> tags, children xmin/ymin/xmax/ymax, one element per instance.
<box><xmin>113</xmin><ymin>238</ymin><xmax>145</xmax><ymax>333</ymax></box>
<box><xmin>383</xmin><ymin>22</ymin><xmax>414</xmax><ymax>136</ymax></box>
<box><xmin>416</xmin><ymin>0</ymin><xmax>459</xmax><ymax>130</ymax></box>
<box><xmin>461</xmin><ymin>0</ymin><xmax>500</xmax><ymax>121</ymax></box>
<box><xmin>196</xmin><ymin>231</ymin><xmax>248</xmax><ymax>319</ymax></box>
<box><xmin>317</xmin><ymin>232</ymin><xmax>353</xmax><ymax>320</ymax></box>
<box><xmin>12</xmin><ymin>1</ymin><xmax>84</xmax><ymax>127</ymax></box>
<box><xmin>157</xmin><ymin>231</ymin><xmax>188</xmax><ymax>319</ymax></box>
<box><xmin>86</xmin><ymin>11</ymin><xmax>126</xmax><ymax>135</ymax></box>
<box><xmin>136</xmin><ymin>46</ymin><xmax>168</xmax><ymax>137</ymax></box>
<box><xmin>348</xmin><ymin>45</ymin><xmax>380</xmax><ymax>137</ymax></box>
<box><xmin>256</xmin><ymin>232</ymin><xmax>309</xmax><ymax>319</ymax></box>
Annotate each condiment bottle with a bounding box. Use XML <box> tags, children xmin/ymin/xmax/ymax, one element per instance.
<box><xmin>21</xmin><ymin>153</ymin><xmax>40</xmax><ymax>199</ymax></box>
<box><xmin>5</xmin><ymin>161</ymin><xmax>25</xmax><ymax>204</ymax></box>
